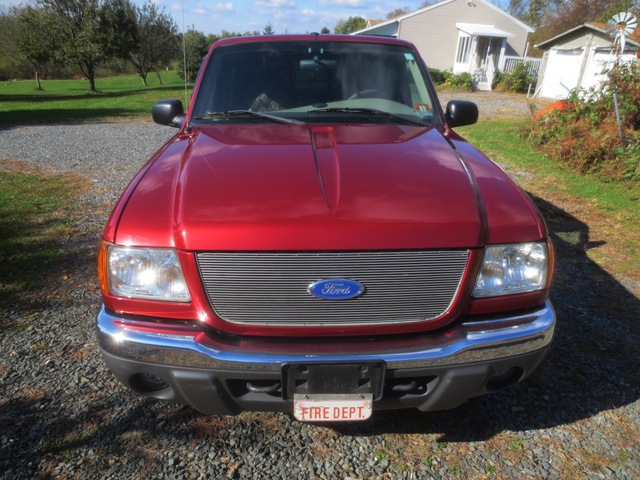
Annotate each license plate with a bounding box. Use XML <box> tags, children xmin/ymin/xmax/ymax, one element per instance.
<box><xmin>293</xmin><ymin>394</ymin><xmax>373</xmax><ymax>422</ymax></box>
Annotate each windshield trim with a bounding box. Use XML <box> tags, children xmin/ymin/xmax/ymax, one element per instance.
<box><xmin>193</xmin><ymin>110</ymin><xmax>304</xmax><ymax>125</ymax></box>
<box><xmin>307</xmin><ymin>107</ymin><xmax>429</xmax><ymax>126</ymax></box>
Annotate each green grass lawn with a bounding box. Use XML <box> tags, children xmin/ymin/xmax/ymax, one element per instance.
<box><xmin>0</xmin><ymin>71</ymin><xmax>190</xmax><ymax>125</ymax></box>
<box><xmin>458</xmin><ymin>119</ymin><xmax>639</xmax><ymax>217</ymax></box>
<box><xmin>0</xmin><ymin>162</ymin><xmax>92</xmax><ymax>321</ymax></box>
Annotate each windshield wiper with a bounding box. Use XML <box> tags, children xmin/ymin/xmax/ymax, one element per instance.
<box><xmin>194</xmin><ymin>110</ymin><xmax>303</xmax><ymax>125</ymax></box>
<box><xmin>308</xmin><ymin>107</ymin><xmax>427</xmax><ymax>126</ymax></box>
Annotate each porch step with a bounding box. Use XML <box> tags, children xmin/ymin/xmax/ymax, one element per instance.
<box><xmin>476</xmin><ymin>81</ymin><xmax>492</xmax><ymax>91</ymax></box>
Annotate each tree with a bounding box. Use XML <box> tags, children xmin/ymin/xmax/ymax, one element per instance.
<box><xmin>334</xmin><ymin>16</ymin><xmax>367</xmax><ymax>34</ymax></box>
<box><xmin>177</xmin><ymin>28</ymin><xmax>209</xmax><ymax>84</ymax></box>
<box><xmin>36</xmin><ymin>0</ymin><xmax>134</xmax><ymax>92</ymax></box>
<box><xmin>101</xmin><ymin>0</ymin><xmax>137</xmax><ymax>60</ymax></box>
<box><xmin>263</xmin><ymin>22</ymin><xmax>275</xmax><ymax>35</ymax></box>
<box><xmin>11</xmin><ymin>6</ymin><xmax>59</xmax><ymax>90</ymax></box>
<box><xmin>597</xmin><ymin>0</ymin><xmax>639</xmax><ymax>23</ymax></box>
<box><xmin>508</xmin><ymin>0</ymin><xmax>561</xmax><ymax>31</ymax></box>
<box><xmin>0</xmin><ymin>8</ymin><xmax>56</xmax><ymax>88</ymax></box>
<box><xmin>386</xmin><ymin>7</ymin><xmax>410</xmax><ymax>19</ymax></box>
<box><xmin>127</xmin><ymin>0</ymin><xmax>178</xmax><ymax>86</ymax></box>
<box><xmin>321</xmin><ymin>26</ymin><xmax>330</xmax><ymax>34</ymax></box>
<box><xmin>0</xmin><ymin>12</ymin><xmax>23</xmax><ymax>81</ymax></box>
<box><xmin>509</xmin><ymin>0</ymin><xmax>640</xmax><ymax>55</ymax></box>
<box><xmin>216</xmin><ymin>29</ymin><xmax>259</xmax><ymax>38</ymax></box>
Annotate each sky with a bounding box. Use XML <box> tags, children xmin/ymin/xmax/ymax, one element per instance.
<box><xmin>0</xmin><ymin>0</ymin><xmax>510</xmax><ymax>37</ymax></box>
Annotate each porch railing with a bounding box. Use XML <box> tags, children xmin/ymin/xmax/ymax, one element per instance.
<box><xmin>486</xmin><ymin>56</ymin><xmax>496</xmax><ymax>90</ymax></box>
<box><xmin>499</xmin><ymin>56</ymin><xmax>542</xmax><ymax>76</ymax></box>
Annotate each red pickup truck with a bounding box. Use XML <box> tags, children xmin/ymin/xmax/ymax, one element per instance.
<box><xmin>97</xmin><ymin>34</ymin><xmax>554</xmax><ymax>422</ymax></box>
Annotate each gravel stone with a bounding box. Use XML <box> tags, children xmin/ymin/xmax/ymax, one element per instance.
<box><xmin>1</xmin><ymin>107</ymin><xmax>639</xmax><ymax>479</ymax></box>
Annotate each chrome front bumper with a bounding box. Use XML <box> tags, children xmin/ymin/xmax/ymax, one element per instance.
<box><xmin>97</xmin><ymin>302</ymin><xmax>555</xmax><ymax>371</ymax></box>
<box><xmin>97</xmin><ymin>302</ymin><xmax>555</xmax><ymax>414</ymax></box>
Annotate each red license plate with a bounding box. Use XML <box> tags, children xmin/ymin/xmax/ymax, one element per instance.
<box><xmin>293</xmin><ymin>394</ymin><xmax>373</xmax><ymax>422</ymax></box>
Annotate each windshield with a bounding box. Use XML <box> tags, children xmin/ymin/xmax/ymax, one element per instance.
<box><xmin>191</xmin><ymin>41</ymin><xmax>439</xmax><ymax>126</ymax></box>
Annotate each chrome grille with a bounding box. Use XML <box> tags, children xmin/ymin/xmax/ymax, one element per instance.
<box><xmin>196</xmin><ymin>251</ymin><xmax>470</xmax><ymax>326</ymax></box>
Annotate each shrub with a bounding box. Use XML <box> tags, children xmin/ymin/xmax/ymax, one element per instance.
<box><xmin>428</xmin><ymin>68</ymin><xmax>448</xmax><ymax>85</ymax></box>
<box><xmin>446</xmin><ymin>71</ymin><xmax>475</xmax><ymax>91</ymax></box>
<box><xmin>525</xmin><ymin>61</ymin><xmax>640</xmax><ymax>181</ymax></box>
<box><xmin>491</xmin><ymin>71</ymin><xmax>505</xmax><ymax>90</ymax></box>
<box><xmin>495</xmin><ymin>62</ymin><xmax>535</xmax><ymax>93</ymax></box>
<box><xmin>507</xmin><ymin>62</ymin><xmax>534</xmax><ymax>93</ymax></box>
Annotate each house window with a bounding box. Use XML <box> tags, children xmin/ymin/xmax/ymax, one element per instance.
<box><xmin>456</xmin><ymin>35</ymin><xmax>471</xmax><ymax>64</ymax></box>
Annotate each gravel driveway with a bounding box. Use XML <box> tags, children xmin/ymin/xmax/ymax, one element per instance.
<box><xmin>1</xmin><ymin>100</ymin><xmax>639</xmax><ymax>479</ymax></box>
<box><xmin>438</xmin><ymin>90</ymin><xmax>542</xmax><ymax>119</ymax></box>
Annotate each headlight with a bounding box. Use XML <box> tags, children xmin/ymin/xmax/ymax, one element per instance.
<box><xmin>473</xmin><ymin>242</ymin><xmax>549</xmax><ymax>298</ymax></box>
<box><xmin>107</xmin><ymin>246</ymin><xmax>191</xmax><ymax>302</ymax></box>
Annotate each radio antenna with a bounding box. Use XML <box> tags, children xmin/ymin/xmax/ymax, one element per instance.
<box><xmin>181</xmin><ymin>0</ymin><xmax>188</xmax><ymax>107</ymax></box>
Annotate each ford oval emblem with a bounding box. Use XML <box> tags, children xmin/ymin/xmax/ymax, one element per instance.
<box><xmin>308</xmin><ymin>279</ymin><xmax>364</xmax><ymax>300</ymax></box>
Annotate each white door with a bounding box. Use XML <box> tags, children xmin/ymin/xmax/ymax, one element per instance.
<box><xmin>453</xmin><ymin>33</ymin><xmax>473</xmax><ymax>74</ymax></box>
<box><xmin>538</xmin><ymin>49</ymin><xmax>583</xmax><ymax>99</ymax></box>
<box><xmin>581</xmin><ymin>50</ymin><xmax>612</xmax><ymax>91</ymax></box>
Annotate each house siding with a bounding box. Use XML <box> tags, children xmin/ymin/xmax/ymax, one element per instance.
<box><xmin>367</xmin><ymin>22</ymin><xmax>399</xmax><ymax>37</ymax></box>
<box><xmin>366</xmin><ymin>0</ymin><xmax>531</xmax><ymax>71</ymax></box>
<box><xmin>547</xmin><ymin>30</ymin><xmax>612</xmax><ymax>50</ymax></box>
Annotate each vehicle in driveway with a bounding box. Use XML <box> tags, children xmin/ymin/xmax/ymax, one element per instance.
<box><xmin>97</xmin><ymin>34</ymin><xmax>554</xmax><ymax>422</ymax></box>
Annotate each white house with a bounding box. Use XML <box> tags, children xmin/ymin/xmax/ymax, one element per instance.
<box><xmin>535</xmin><ymin>22</ymin><xmax>640</xmax><ymax>99</ymax></box>
<box><xmin>353</xmin><ymin>0</ymin><xmax>534</xmax><ymax>91</ymax></box>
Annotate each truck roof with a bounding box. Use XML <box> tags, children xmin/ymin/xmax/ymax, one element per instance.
<box><xmin>210</xmin><ymin>33</ymin><xmax>415</xmax><ymax>49</ymax></box>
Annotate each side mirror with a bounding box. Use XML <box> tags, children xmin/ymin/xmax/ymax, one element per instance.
<box><xmin>445</xmin><ymin>100</ymin><xmax>478</xmax><ymax>128</ymax></box>
<box><xmin>152</xmin><ymin>99</ymin><xmax>185</xmax><ymax>128</ymax></box>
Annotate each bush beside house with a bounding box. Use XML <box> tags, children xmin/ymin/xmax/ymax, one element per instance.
<box><xmin>526</xmin><ymin>61</ymin><xmax>640</xmax><ymax>181</ymax></box>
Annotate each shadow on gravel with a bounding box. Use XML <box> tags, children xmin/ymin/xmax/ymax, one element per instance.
<box><xmin>0</xmin><ymin>395</ymin><xmax>186</xmax><ymax>476</ymax></box>
<box><xmin>333</xmin><ymin>195</ymin><xmax>640</xmax><ymax>440</ymax></box>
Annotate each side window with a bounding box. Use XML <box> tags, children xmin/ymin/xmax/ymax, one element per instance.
<box><xmin>456</xmin><ymin>34</ymin><xmax>472</xmax><ymax>64</ymax></box>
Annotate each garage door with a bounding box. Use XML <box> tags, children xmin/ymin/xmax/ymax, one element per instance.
<box><xmin>538</xmin><ymin>49</ymin><xmax>583</xmax><ymax>99</ymax></box>
<box><xmin>581</xmin><ymin>51</ymin><xmax>612</xmax><ymax>91</ymax></box>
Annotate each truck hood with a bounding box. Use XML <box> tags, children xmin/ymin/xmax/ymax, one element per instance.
<box><xmin>114</xmin><ymin>124</ymin><xmax>541</xmax><ymax>250</ymax></box>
